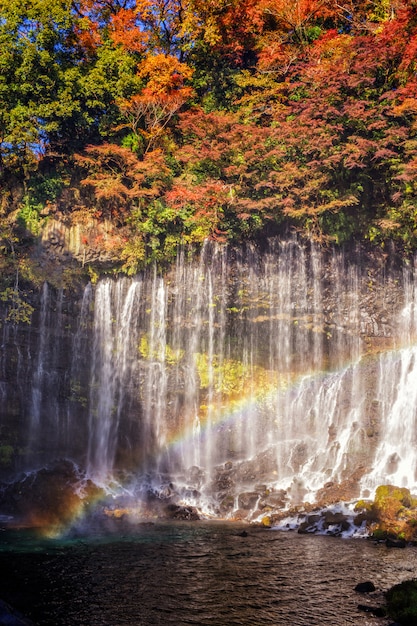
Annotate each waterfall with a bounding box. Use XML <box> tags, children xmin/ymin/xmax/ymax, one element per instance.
<box><xmin>363</xmin><ymin>347</ymin><xmax>417</xmax><ymax>492</ymax></box>
<box><xmin>28</xmin><ymin>283</ymin><xmax>66</xmax><ymax>463</ymax></box>
<box><xmin>86</xmin><ymin>278</ymin><xmax>142</xmax><ymax>482</ymax></box>
<box><xmin>360</xmin><ymin>260</ymin><xmax>417</xmax><ymax>494</ymax></box>
<box><xmin>2</xmin><ymin>238</ymin><xmax>417</xmax><ymax>515</ymax></box>
<box><xmin>29</xmin><ymin>282</ymin><xmax>49</xmax><ymax>437</ymax></box>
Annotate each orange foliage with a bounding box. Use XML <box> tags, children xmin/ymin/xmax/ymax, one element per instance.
<box><xmin>118</xmin><ymin>53</ymin><xmax>193</xmax><ymax>152</ymax></box>
<box><xmin>134</xmin><ymin>0</ymin><xmax>188</xmax><ymax>54</ymax></box>
<box><xmin>119</xmin><ymin>89</ymin><xmax>192</xmax><ymax>153</ymax></box>
<box><xmin>254</xmin><ymin>0</ymin><xmax>343</xmax><ymax>74</ymax></box>
<box><xmin>256</xmin><ymin>39</ymin><xmax>298</xmax><ymax>74</ymax></box>
<box><xmin>75</xmin><ymin>144</ymin><xmax>171</xmax><ymax>221</ymax></box>
<box><xmin>110</xmin><ymin>8</ymin><xmax>148</xmax><ymax>53</ymax></box>
<box><xmin>137</xmin><ymin>53</ymin><xmax>193</xmax><ymax>95</ymax></box>
<box><xmin>74</xmin><ymin>17</ymin><xmax>102</xmax><ymax>57</ymax></box>
<box><xmin>181</xmin><ymin>0</ymin><xmax>263</xmax><ymax>62</ymax></box>
<box><xmin>165</xmin><ymin>179</ymin><xmax>230</xmax><ymax>241</ymax></box>
<box><xmin>15</xmin><ymin>0</ymin><xmax>417</xmax><ymax>251</ymax></box>
<box><xmin>256</xmin><ymin>0</ymin><xmax>339</xmax><ymax>38</ymax></box>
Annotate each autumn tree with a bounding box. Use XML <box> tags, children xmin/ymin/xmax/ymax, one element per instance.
<box><xmin>117</xmin><ymin>53</ymin><xmax>193</xmax><ymax>154</ymax></box>
<box><xmin>75</xmin><ymin>143</ymin><xmax>171</xmax><ymax>219</ymax></box>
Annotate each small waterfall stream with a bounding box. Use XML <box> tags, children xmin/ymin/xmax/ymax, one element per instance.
<box><xmin>2</xmin><ymin>238</ymin><xmax>417</xmax><ymax>517</ymax></box>
<box><xmin>86</xmin><ymin>278</ymin><xmax>143</xmax><ymax>481</ymax></box>
<box><xmin>29</xmin><ymin>282</ymin><xmax>49</xmax><ymax>439</ymax></box>
<box><xmin>363</xmin><ymin>346</ymin><xmax>417</xmax><ymax>492</ymax></box>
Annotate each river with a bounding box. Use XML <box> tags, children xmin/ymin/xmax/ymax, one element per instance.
<box><xmin>1</xmin><ymin>522</ymin><xmax>416</xmax><ymax>625</ymax></box>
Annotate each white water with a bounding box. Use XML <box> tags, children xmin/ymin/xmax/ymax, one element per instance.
<box><xmin>86</xmin><ymin>278</ymin><xmax>142</xmax><ymax>482</ymax></box>
<box><xmin>29</xmin><ymin>282</ymin><xmax>49</xmax><ymax>436</ymax></box>
<box><xmin>360</xmin><ymin>261</ymin><xmax>417</xmax><ymax>495</ymax></box>
<box><xmin>13</xmin><ymin>240</ymin><xmax>417</xmax><ymax>512</ymax></box>
<box><xmin>361</xmin><ymin>344</ymin><xmax>417</xmax><ymax>493</ymax></box>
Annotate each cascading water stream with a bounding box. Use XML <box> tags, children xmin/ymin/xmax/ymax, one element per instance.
<box><xmin>363</xmin><ymin>346</ymin><xmax>417</xmax><ymax>492</ymax></box>
<box><xmin>359</xmin><ymin>261</ymin><xmax>417</xmax><ymax>495</ymax></box>
<box><xmin>86</xmin><ymin>278</ymin><xmax>142</xmax><ymax>483</ymax></box>
<box><xmin>29</xmin><ymin>282</ymin><xmax>49</xmax><ymax>439</ymax></box>
<box><xmin>143</xmin><ymin>272</ymin><xmax>168</xmax><ymax>473</ymax></box>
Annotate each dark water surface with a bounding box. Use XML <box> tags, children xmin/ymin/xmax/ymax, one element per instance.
<box><xmin>1</xmin><ymin>522</ymin><xmax>416</xmax><ymax>625</ymax></box>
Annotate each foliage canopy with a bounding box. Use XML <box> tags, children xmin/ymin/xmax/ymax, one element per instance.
<box><xmin>1</xmin><ymin>0</ymin><xmax>417</xmax><ymax>282</ymax></box>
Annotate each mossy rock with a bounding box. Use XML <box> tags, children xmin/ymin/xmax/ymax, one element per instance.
<box><xmin>375</xmin><ymin>485</ymin><xmax>415</xmax><ymax>509</ymax></box>
<box><xmin>386</xmin><ymin>579</ymin><xmax>417</xmax><ymax>625</ymax></box>
<box><xmin>358</xmin><ymin>485</ymin><xmax>417</xmax><ymax>541</ymax></box>
<box><xmin>372</xmin><ymin>485</ymin><xmax>415</xmax><ymax>539</ymax></box>
<box><xmin>371</xmin><ymin>527</ymin><xmax>388</xmax><ymax>541</ymax></box>
<box><xmin>354</xmin><ymin>499</ymin><xmax>373</xmax><ymax>513</ymax></box>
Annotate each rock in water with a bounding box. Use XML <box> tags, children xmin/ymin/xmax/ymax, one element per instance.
<box><xmin>355</xmin><ymin>581</ymin><xmax>376</xmax><ymax>593</ymax></box>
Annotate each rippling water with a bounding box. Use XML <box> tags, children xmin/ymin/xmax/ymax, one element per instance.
<box><xmin>1</xmin><ymin>522</ymin><xmax>417</xmax><ymax>625</ymax></box>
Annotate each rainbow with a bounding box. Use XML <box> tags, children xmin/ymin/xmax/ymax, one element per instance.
<box><xmin>28</xmin><ymin>340</ymin><xmax>417</xmax><ymax>538</ymax></box>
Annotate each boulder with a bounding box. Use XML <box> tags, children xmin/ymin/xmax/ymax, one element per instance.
<box><xmin>164</xmin><ymin>504</ymin><xmax>200</xmax><ymax>520</ymax></box>
<box><xmin>237</xmin><ymin>492</ymin><xmax>259</xmax><ymax>510</ymax></box>
<box><xmin>366</xmin><ymin>485</ymin><xmax>417</xmax><ymax>541</ymax></box>
<box><xmin>357</xmin><ymin>604</ymin><xmax>386</xmax><ymax>617</ymax></box>
<box><xmin>298</xmin><ymin>521</ymin><xmax>317</xmax><ymax>534</ymax></box>
<box><xmin>259</xmin><ymin>490</ymin><xmax>287</xmax><ymax>510</ymax></box>
<box><xmin>386</xmin><ymin>538</ymin><xmax>407</xmax><ymax>548</ymax></box>
<box><xmin>386</xmin><ymin>579</ymin><xmax>417</xmax><ymax>625</ymax></box>
<box><xmin>0</xmin><ymin>460</ymin><xmax>103</xmax><ymax>531</ymax></box>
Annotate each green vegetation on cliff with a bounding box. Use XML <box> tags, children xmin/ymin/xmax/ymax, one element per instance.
<box><xmin>1</xmin><ymin>0</ymin><xmax>417</xmax><ymax>287</ymax></box>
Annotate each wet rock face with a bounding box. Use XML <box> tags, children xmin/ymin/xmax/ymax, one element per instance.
<box><xmin>237</xmin><ymin>491</ymin><xmax>259</xmax><ymax>510</ymax></box>
<box><xmin>165</xmin><ymin>504</ymin><xmax>200</xmax><ymax>521</ymax></box>
<box><xmin>0</xmin><ymin>460</ymin><xmax>103</xmax><ymax>530</ymax></box>
<box><xmin>315</xmin><ymin>467</ymin><xmax>367</xmax><ymax>507</ymax></box>
<box><xmin>289</xmin><ymin>509</ymin><xmax>360</xmax><ymax>537</ymax></box>
<box><xmin>41</xmin><ymin>218</ymin><xmax>126</xmax><ymax>266</ymax></box>
<box><xmin>0</xmin><ymin>286</ymin><xmax>92</xmax><ymax>478</ymax></box>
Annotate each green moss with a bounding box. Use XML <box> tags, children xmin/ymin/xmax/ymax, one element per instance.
<box><xmin>371</xmin><ymin>528</ymin><xmax>387</xmax><ymax>540</ymax></box>
<box><xmin>368</xmin><ymin>484</ymin><xmax>417</xmax><ymax>541</ymax></box>
<box><xmin>138</xmin><ymin>334</ymin><xmax>184</xmax><ymax>365</ymax></box>
<box><xmin>195</xmin><ymin>353</ymin><xmax>248</xmax><ymax>394</ymax></box>
<box><xmin>386</xmin><ymin>579</ymin><xmax>417</xmax><ymax>625</ymax></box>
<box><xmin>375</xmin><ymin>485</ymin><xmax>413</xmax><ymax>508</ymax></box>
<box><xmin>354</xmin><ymin>499</ymin><xmax>373</xmax><ymax>512</ymax></box>
<box><xmin>0</xmin><ymin>445</ymin><xmax>14</xmax><ymax>467</ymax></box>
<box><xmin>70</xmin><ymin>380</ymin><xmax>88</xmax><ymax>408</ymax></box>
<box><xmin>17</xmin><ymin>197</ymin><xmax>44</xmax><ymax>237</ymax></box>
